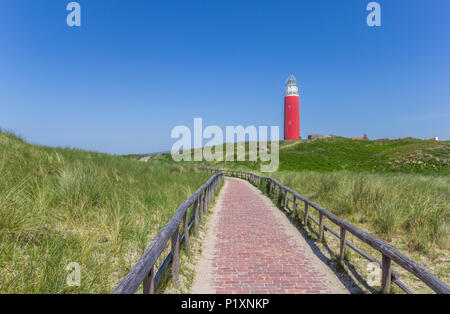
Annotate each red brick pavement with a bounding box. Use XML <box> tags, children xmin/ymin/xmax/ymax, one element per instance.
<box><xmin>211</xmin><ymin>178</ymin><xmax>333</xmax><ymax>294</ymax></box>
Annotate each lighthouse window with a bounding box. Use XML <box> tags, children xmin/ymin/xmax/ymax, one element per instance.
<box><xmin>288</xmin><ymin>105</ymin><xmax>291</xmax><ymax>108</ymax></box>
<box><xmin>289</xmin><ymin>121</ymin><xmax>292</xmax><ymax>125</ymax></box>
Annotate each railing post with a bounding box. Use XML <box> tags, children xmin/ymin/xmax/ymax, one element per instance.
<box><xmin>206</xmin><ymin>187</ymin><xmax>210</xmax><ymax>213</ymax></box>
<box><xmin>203</xmin><ymin>189</ymin><xmax>207</xmax><ymax>216</ymax></box>
<box><xmin>171</xmin><ymin>227</ymin><xmax>180</xmax><ymax>287</ymax></box>
<box><xmin>381</xmin><ymin>254</ymin><xmax>392</xmax><ymax>294</ymax></box>
<box><xmin>207</xmin><ymin>186</ymin><xmax>211</xmax><ymax>211</ymax></box>
<box><xmin>319</xmin><ymin>213</ymin><xmax>324</xmax><ymax>241</ymax></box>
<box><xmin>205</xmin><ymin>187</ymin><xmax>209</xmax><ymax>213</ymax></box>
<box><xmin>199</xmin><ymin>191</ymin><xmax>204</xmax><ymax>221</ymax></box>
<box><xmin>183</xmin><ymin>211</ymin><xmax>190</xmax><ymax>254</ymax></box>
<box><xmin>339</xmin><ymin>227</ymin><xmax>346</xmax><ymax>264</ymax></box>
<box><xmin>304</xmin><ymin>202</ymin><xmax>309</xmax><ymax>226</ymax></box>
<box><xmin>277</xmin><ymin>186</ymin><xmax>283</xmax><ymax>205</ymax></box>
<box><xmin>142</xmin><ymin>266</ymin><xmax>155</xmax><ymax>294</ymax></box>
<box><xmin>292</xmin><ymin>196</ymin><xmax>297</xmax><ymax>213</ymax></box>
<box><xmin>211</xmin><ymin>183</ymin><xmax>214</xmax><ymax>201</ymax></box>
<box><xmin>194</xmin><ymin>199</ymin><xmax>200</xmax><ymax>237</ymax></box>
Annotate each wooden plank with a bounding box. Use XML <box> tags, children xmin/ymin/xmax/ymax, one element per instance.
<box><xmin>171</xmin><ymin>227</ymin><xmax>180</xmax><ymax>287</ymax></box>
<box><xmin>382</xmin><ymin>254</ymin><xmax>392</xmax><ymax>294</ymax></box>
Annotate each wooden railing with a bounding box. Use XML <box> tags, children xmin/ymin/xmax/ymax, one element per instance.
<box><xmin>112</xmin><ymin>172</ymin><xmax>223</xmax><ymax>294</ymax></box>
<box><xmin>200</xmin><ymin>168</ymin><xmax>450</xmax><ymax>294</ymax></box>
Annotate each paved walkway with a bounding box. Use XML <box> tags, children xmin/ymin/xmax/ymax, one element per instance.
<box><xmin>191</xmin><ymin>178</ymin><xmax>349</xmax><ymax>294</ymax></box>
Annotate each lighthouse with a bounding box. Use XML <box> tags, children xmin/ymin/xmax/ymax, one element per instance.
<box><xmin>284</xmin><ymin>73</ymin><xmax>300</xmax><ymax>140</ymax></box>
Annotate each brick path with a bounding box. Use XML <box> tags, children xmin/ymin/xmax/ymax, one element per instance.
<box><xmin>192</xmin><ymin>177</ymin><xmax>348</xmax><ymax>294</ymax></box>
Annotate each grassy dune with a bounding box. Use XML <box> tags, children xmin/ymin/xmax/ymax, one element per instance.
<box><xmin>278</xmin><ymin>137</ymin><xmax>450</xmax><ymax>174</ymax></box>
<box><xmin>272</xmin><ymin>171</ymin><xmax>449</xmax><ymax>254</ymax></box>
<box><xmin>147</xmin><ymin>136</ymin><xmax>450</xmax><ymax>175</ymax></box>
<box><xmin>0</xmin><ymin>131</ymin><xmax>210</xmax><ymax>293</ymax></box>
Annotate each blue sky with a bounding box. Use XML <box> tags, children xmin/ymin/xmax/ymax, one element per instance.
<box><xmin>1</xmin><ymin>0</ymin><xmax>449</xmax><ymax>154</ymax></box>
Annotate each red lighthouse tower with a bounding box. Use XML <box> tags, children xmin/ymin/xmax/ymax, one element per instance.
<box><xmin>284</xmin><ymin>73</ymin><xmax>300</xmax><ymax>140</ymax></box>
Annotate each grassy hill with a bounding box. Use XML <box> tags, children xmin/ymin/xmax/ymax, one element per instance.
<box><xmin>143</xmin><ymin>136</ymin><xmax>450</xmax><ymax>175</ymax></box>
<box><xmin>0</xmin><ymin>131</ymin><xmax>210</xmax><ymax>293</ymax></box>
<box><xmin>278</xmin><ymin>137</ymin><xmax>450</xmax><ymax>174</ymax></box>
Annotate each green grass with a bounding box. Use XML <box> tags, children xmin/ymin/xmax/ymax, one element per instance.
<box><xmin>0</xmin><ymin>131</ymin><xmax>211</xmax><ymax>293</ymax></box>
<box><xmin>271</xmin><ymin>171</ymin><xmax>449</xmax><ymax>254</ymax></box>
<box><xmin>144</xmin><ymin>136</ymin><xmax>450</xmax><ymax>175</ymax></box>
<box><xmin>278</xmin><ymin>137</ymin><xmax>450</xmax><ymax>174</ymax></box>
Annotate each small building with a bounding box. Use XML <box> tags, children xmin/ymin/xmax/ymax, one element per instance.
<box><xmin>352</xmin><ymin>134</ymin><xmax>369</xmax><ymax>140</ymax></box>
<box><xmin>308</xmin><ymin>134</ymin><xmax>331</xmax><ymax>140</ymax></box>
<box><xmin>427</xmin><ymin>137</ymin><xmax>439</xmax><ymax>141</ymax></box>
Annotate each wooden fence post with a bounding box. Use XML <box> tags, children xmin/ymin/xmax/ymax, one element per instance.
<box><xmin>339</xmin><ymin>227</ymin><xmax>346</xmax><ymax>264</ymax></box>
<box><xmin>292</xmin><ymin>196</ymin><xmax>297</xmax><ymax>214</ymax></box>
<box><xmin>381</xmin><ymin>254</ymin><xmax>392</xmax><ymax>294</ymax></box>
<box><xmin>199</xmin><ymin>191</ymin><xmax>204</xmax><ymax>221</ymax></box>
<box><xmin>319</xmin><ymin>213</ymin><xmax>324</xmax><ymax>241</ymax></box>
<box><xmin>304</xmin><ymin>202</ymin><xmax>309</xmax><ymax>226</ymax></box>
<box><xmin>207</xmin><ymin>186</ymin><xmax>211</xmax><ymax>212</ymax></box>
<box><xmin>283</xmin><ymin>190</ymin><xmax>288</xmax><ymax>209</ymax></box>
<box><xmin>142</xmin><ymin>266</ymin><xmax>155</xmax><ymax>294</ymax></box>
<box><xmin>194</xmin><ymin>199</ymin><xmax>200</xmax><ymax>237</ymax></box>
<box><xmin>277</xmin><ymin>187</ymin><xmax>283</xmax><ymax>205</ymax></box>
<box><xmin>204</xmin><ymin>189</ymin><xmax>208</xmax><ymax>214</ymax></box>
<box><xmin>171</xmin><ymin>227</ymin><xmax>180</xmax><ymax>287</ymax></box>
<box><xmin>183</xmin><ymin>211</ymin><xmax>190</xmax><ymax>254</ymax></box>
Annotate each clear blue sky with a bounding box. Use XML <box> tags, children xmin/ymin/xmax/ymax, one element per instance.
<box><xmin>1</xmin><ymin>0</ymin><xmax>449</xmax><ymax>154</ymax></box>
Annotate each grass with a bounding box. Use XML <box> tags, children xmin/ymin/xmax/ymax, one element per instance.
<box><xmin>271</xmin><ymin>171</ymin><xmax>449</xmax><ymax>254</ymax></box>
<box><xmin>0</xmin><ymin>131</ymin><xmax>211</xmax><ymax>293</ymax></box>
<box><xmin>277</xmin><ymin>137</ymin><xmax>450</xmax><ymax>174</ymax></box>
<box><xmin>144</xmin><ymin>136</ymin><xmax>450</xmax><ymax>175</ymax></box>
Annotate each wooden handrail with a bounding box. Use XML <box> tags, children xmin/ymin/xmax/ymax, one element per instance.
<box><xmin>112</xmin><ymin>172</ymin><xmax>223</xmax><ymax>294</ymax></box>
<box><xmin>199</xmin><ymin>168</ymin><xmax>450</xmax><ymax>294</ymax></box>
